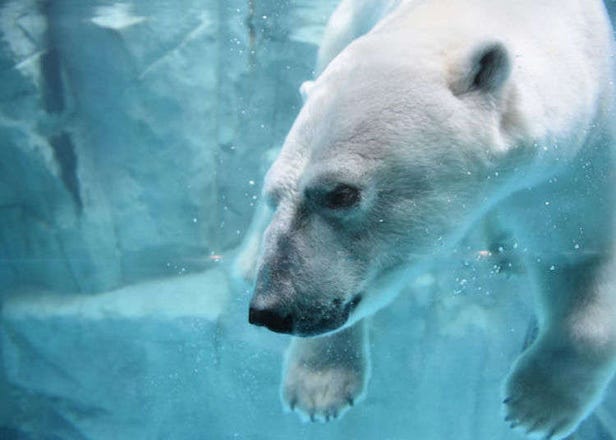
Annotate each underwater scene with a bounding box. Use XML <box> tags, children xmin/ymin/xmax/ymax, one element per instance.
<box><xmin>1</xmin><ymin>1</ymin><xmax>616</xmax><ymax>439</ymax></box>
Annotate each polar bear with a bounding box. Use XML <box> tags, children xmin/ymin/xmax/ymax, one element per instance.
<box><xmin>245</xmin><ymin>0</ymin><xmax>616</xmax><ymax>438</ymax></box>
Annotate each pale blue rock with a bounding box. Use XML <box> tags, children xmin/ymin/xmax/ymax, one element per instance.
<box><xmin>0</xmin><ymin>0</ymin><xmax>336</xmax><ymax>295</ymax></box>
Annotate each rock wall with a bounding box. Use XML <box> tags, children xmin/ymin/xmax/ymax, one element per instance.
<box><xmin>0</xmin><ymin>0</ymin><xmax>336</xmax><ymax>294</ymax></box>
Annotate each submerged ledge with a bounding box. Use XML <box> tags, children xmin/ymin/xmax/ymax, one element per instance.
<box><xmin>3</xmin><ymin>267</ymin><xmax>229</xmax><ymax>321</ymax></box>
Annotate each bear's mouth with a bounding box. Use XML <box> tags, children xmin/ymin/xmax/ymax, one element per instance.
<box><xmin>292</xmin><ymin>293</ymin><xmax>363</xmax><ymax>337</ymax></box>
<box><xmin>249</xmin><ymin>293</ymin><xmax>363</xmax><ymax>336</ymax></box>
<box><xmin>348</xmin><ymin>292</ymin><xmax>363</xmax><ymax>311</ymax></box>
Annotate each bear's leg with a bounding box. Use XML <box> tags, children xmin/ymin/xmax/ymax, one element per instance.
<box><xmin>504</xmin><ymin>257</ymin><xmax>616</xmax><ymax>439</ymax></box>
<box><xmin>281</xmin><ymin>319</ymin><xmax>370</xmax><ymax>422</ymax></box>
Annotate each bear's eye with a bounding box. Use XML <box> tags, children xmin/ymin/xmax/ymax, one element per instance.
<box><xmin>323</xmin><ymin>184</ymin><xmax>361</xmax><ymax>210</ymax></box>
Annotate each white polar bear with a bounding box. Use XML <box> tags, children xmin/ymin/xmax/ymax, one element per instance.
<box><xmin>245</xmin><ymin>0</ymin><xmax>616</xmax><ymax>438</ymax></box>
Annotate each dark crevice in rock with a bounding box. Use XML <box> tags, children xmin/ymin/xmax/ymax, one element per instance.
<box><xmin>247</xmin><ymin>0</ymin><xmax>257</xmax><ymax>68</ymax></box>
<box><xmin>40</xmin><ymin>48</ymin><xmax>64</xmax><ymax>114</ymax></box>
<box><xmin>39</xmin><ymin>2</ymin><xmax>82</xmax><ymax>213</ymax></box>
<box><xmin>49</xmin><ymin>132</ymin><xmax>82</xmax><ymax>210</ymax></box>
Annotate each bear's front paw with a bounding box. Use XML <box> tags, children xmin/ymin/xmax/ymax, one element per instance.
<box><xmin>503</xmin><ymin>347</ymin><xmax>607</xmax><ymax>440</ymax></box>
<box><xmin>282</xmin><ymin>361</ymin><xmax>365</xmax><ymax>422</ymax></box>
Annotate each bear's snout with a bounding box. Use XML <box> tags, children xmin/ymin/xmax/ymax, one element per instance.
<box><xmin>248</xmin><ymin>289</ymin><xmax>362</xmax><ymax>336</ymax></box>
<box><xmin>249</xmin><ymin>238</ymin><xmax>362</xmax><ymax>336</ymax></box>
<box><xmin>249</xmin><ymin>260</ymin><xmax>296</xmax><ymax>333</ymax></box>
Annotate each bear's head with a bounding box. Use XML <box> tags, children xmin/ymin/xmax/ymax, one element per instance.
<box><xmin>249</xmin><ymin>34</ymin><xmax>516</xmax><ymax>336</ymax></box>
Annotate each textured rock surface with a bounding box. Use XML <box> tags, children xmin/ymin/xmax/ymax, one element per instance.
<box><xmin>2</xmin><ymin>267</ymin><xmax>231</xmax><ymax>439</ymax></box>
<box><xmin>2</xmin><ymin>264</ymin><xmax>614</xmax><ymax>439</ymax></box>
<box><xmin>0</xmin><ymin>0</ymin><xmax>335</xmax><ymax>295</ymax></box>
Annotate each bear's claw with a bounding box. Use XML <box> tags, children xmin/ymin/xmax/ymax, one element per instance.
<box><xmin>282</xmin><ymin>363</ymin><xmax>365</xmax><ymax>423</ymax></box>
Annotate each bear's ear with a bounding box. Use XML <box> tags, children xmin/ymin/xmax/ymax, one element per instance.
<box><xmin>299</xmin><ymin>80</ymin><xmax>316</xmax><ymax>103</ymax></box>
<box><xmin>450</xmin><ymin>42</ymin><xmax>511</xmax><ymax>96</ymax></box>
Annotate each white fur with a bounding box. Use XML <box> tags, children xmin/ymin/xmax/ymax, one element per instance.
<box><xmin>245</xmin><ymin>0</ymin><xmax>616</xmax><ymax>437</ymax></box>
<box><xmin>316</xmin><ymin>0</ymin><xmax>401</xmax><ymax>74</ymax></box>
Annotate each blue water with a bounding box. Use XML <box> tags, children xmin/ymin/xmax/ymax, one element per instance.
<box><xmin>0</xmin><ymin>1</ymin><xmax>615</xmax><ymax>439</ymax></box>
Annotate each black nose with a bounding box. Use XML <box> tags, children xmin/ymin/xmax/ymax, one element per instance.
<box><xmin>249</xmin><ymin>306</ymin><xmax>294</xmax><ymax>334</ymax></box>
